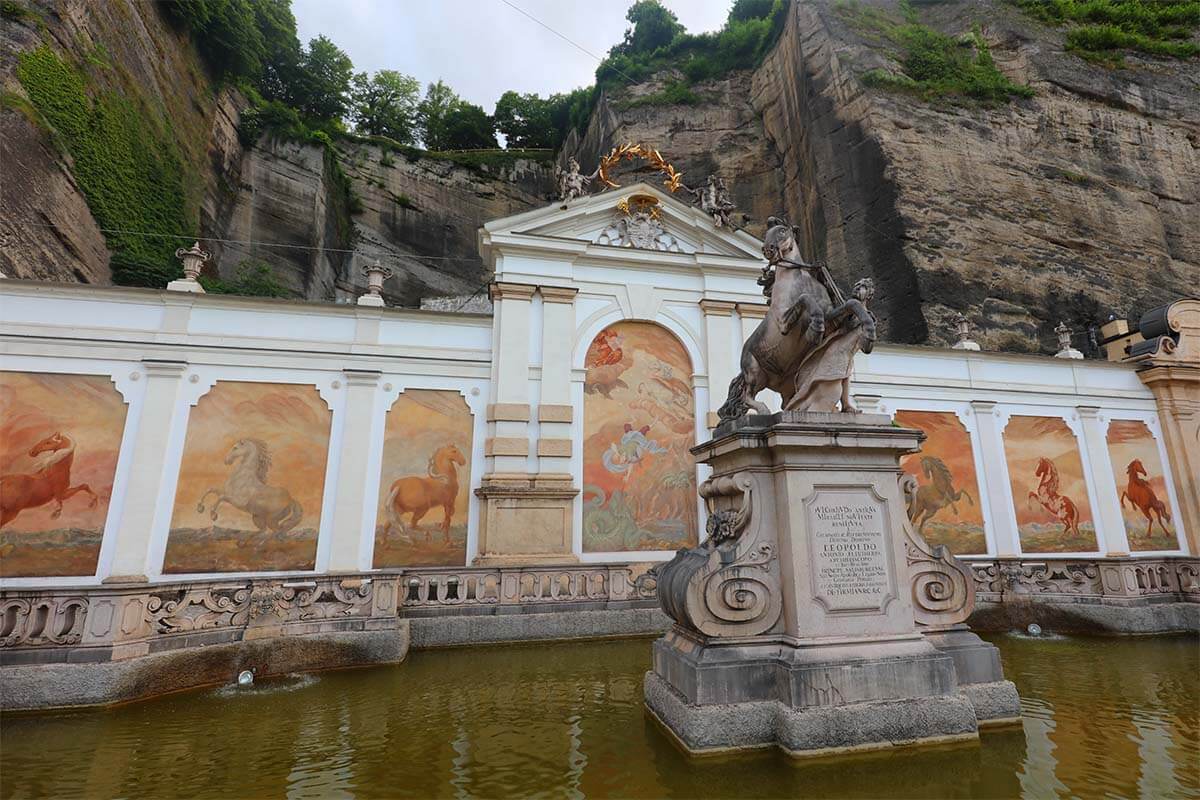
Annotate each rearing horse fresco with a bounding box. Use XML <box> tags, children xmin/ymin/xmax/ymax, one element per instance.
<box><xmin>718</xmin><ymin>217</ymin><xmax>876</xmax><ymax>420</ymax></box>
<box><xmin>1120</xmin><ymin>459</ymin><xmax>1172</xmax><ymax>540</ymax></box>
<box><xmin>0</xmin><ymin>432</ymin><xmax>99</xmax><ymax>527</ymax></box>
<box><xmin>906</xmin><ymin>456</ymin><xmax>974</xmax><ymax>533</ymax></box>
<box><xmin>196</xmin><ymin>438</ymin><xmax>303</xmax><ymax>536</ymax></box>
<box><xmin>385</xmin><ymin>444</ymin><xmax>466</xmax><ymax>543</ymax></box>
<box><xmin>1028</xmin><ymin>457</ymin><xmax>1082</xmax><ymax>538</ymax></box>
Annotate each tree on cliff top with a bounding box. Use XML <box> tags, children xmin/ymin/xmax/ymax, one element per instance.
<box><xmin>351</xmin><ymin>70</ymin><xmax>421</xmax><ymax>144</ymax></box>
<box><xmin>616</xmin><ymin>0</ymin><xmax>685</xmax><ymax>56</ymax></box>
<box><xmin>417</xmin><ymin>81</ymin><xmax>497</xmax><ymax>151</ymax></box>
<box><xmin>292</xmin><ymin>36</ymin><xmax>354</xmax><ymax>121</ymax></box>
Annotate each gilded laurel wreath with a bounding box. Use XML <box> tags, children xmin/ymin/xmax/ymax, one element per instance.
<box><xmin>596</xmin><ymin>143</ymin><xmax>685</xmax><ymax>193</ymax></box>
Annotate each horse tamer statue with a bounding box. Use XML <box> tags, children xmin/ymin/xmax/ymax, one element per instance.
<box><xmin>718</xmin><ymin>216</ymin><xmax>877</xmax><ymax>422</ymax></box>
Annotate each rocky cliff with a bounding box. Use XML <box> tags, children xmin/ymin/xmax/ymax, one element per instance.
<box><xmin>566</xmin><ymin>0</ymin><xmax>1199</xmax><ymax>351</ymax></box>
<box><xmin>3</xmin><ymin>0</ymin><xmax>1197</xmax><ymax>349</ymax></box>
<box><xmin>0</xmin><ymin>0</ymin><xmax>552</xmax><ymax>306</ymax></box>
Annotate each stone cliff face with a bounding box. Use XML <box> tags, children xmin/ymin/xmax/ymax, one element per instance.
<box><xmin>1</xmin><ymin>0</ymin><xmax>552</xmax><ymax>306</ymax></box>
<box><xmin>3</xmin><ymin>0</ymin><xmax>1196</xmax><ymax>344</ymax></box>
<box><xmin>568</xmin><ymin>0</ymin><xmax>1199</xmax><ymax>351</ymax></box>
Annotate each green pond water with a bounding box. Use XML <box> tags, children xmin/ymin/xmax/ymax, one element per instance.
<box><xmin>2</xmin><ymin>633</ymin><xmax>1197</xmax><ymax>799</ymax></box>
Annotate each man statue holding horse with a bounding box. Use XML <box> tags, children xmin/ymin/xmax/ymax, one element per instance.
<box><xmin>718</xmin><ymin>216</ymin><xmax>877</xmax><ymax>422</ymax></box>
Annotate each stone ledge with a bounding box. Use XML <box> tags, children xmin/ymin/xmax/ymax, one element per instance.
<box><xmin>409</xmin><ymin>607</ymin><xmax>670</xmax><ymax>649</ymax></box>
<box><xmin>969</xmin><ymin>599</ymin><xmax>1199</xmax><ymax>634</ymax></box>
<box><xmin>0</xmin><ymin>625</ymin><xmax>409</xmax><ymax>712</ymax></box>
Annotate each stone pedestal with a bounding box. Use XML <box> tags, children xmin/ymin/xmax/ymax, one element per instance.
<box><xmin>473</xmin><ymin>474</ymin><xmax>580</xmax><ymax>565</ymax></box>
<box><xmin>645</xmin><ymin>411</ymin><xmax>1019</xmax><ymax>756</ymax></box>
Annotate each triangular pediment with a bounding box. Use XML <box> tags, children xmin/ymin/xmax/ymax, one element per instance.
<box><xmin>479</xmin><ymin>182</ymin><xmax>763</xmax><ymax>263</ymax></box>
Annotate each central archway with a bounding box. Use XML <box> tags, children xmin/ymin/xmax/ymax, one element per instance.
<box><xmin>581</xmin><ymin>321</ymin><xmax>697</xmax><ymax>553</ymax></box>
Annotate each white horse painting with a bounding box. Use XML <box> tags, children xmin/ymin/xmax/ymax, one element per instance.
<box><xmin>197</xmin><ymin>438</ymin><xmax>303</xmax><ymax>535</ymax></box>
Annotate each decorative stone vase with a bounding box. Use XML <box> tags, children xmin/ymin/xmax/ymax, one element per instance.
<box><xmin>645</xmin><ymin>411</ymin><xmax>1020</xmax><ymax>756</ymax></box>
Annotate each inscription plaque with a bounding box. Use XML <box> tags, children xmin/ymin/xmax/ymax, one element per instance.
<box><xmin>807</xmin><ymin>489</ymin><xmax>893</xmax><ymax>612</ymax></box>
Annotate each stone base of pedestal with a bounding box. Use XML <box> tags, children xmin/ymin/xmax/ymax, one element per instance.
<box><xmin>645</xmin><ymin>628</ymin><xmax>982</xmax><ymax>755</ymax></box>
<box><xmin>923</xmin><ymin>625</ymin><xmax>1021</xmax><ymax>725</ymax></box>
<box><xmin>645</xmin><ymin>670</ymin><xmax>978</xmax><ymax>757</ymax></box>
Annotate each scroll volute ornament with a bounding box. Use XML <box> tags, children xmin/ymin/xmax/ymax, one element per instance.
<box><xmin>900</xmin><ymin>474</ymin><xmax>976</xmax><ymax>626</ymax></box>
<box><xmin>655</xmin><ymin>472</ymin><xmax>782</xmax><ymax>638</ymax></box>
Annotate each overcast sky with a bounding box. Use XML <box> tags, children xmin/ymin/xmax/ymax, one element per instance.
<box><xmin>293</xmin><ymin>0</ymin><xmax>732</xmax><ymax>113</ymax></box>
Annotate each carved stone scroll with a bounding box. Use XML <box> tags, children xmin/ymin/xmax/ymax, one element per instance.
<box><xmin>655</xmin><ymin>472</ymin><xmax>782</xmax><ymax>637</ymax></box>
<box><xmin>901</xmin><ymin>474</ymin><xmax>976</xmax><ymax>627</ymax></box>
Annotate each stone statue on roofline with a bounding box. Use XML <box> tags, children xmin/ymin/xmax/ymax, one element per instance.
<box><xmin>555</xmin><ymin>157</ymin><xmax>599</xmax><ymax>209</ymax></box>
<box><xmin>694</xmin><ymin>175</ymin><xmax>737</xmax><ymax>228</ymax></box>
<box><xmin>717</xmin><ymin>216</ymin><xmax>877</xmax><ymax>422</ymax></box>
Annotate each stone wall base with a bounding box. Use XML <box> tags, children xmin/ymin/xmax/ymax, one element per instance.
<box><xmin>968</xmin><ymin>599</ymin><xmax>1200</xmax><ymax>635</ymax></box>
<box><xmin>644</xmin><ymin>670</ymin><xmax>980</xmax><ymax>757</ymax></box>
<box><xmin>1</xmin><ymin>625</ymin><xmax>409</xmax><ymax>712</ymax></box>
<box><xmin>409</xmin><ymin>607</ymin><xmax>671</xmax><ymax>648</ymax></box>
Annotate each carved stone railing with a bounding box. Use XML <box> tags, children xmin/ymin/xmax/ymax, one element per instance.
<box><xmin>399</xmin><ymin>564</ymin><xmax>659</xmax><ymax>609</ymax></box>
<box><xmin>968</xmin><ymin>557</ymin><xmax>1200</xmax><ymax>603</ymax></box>
<box><xmin>0</xmin><ymin>574</ymin><xmax>400</xmax><ymax>662</ymax></box>
<box><xmin>0</xmin><ymin>563</ymin><xmax>664</xmax><ymax>660</ymax></box>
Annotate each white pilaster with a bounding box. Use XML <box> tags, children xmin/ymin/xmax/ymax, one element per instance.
<box><xmin>971</xmin><ymin>400</ymin><xmax>1020</xmax><ymax>557</ymax></box>
<box><xmin>700</xmin><ymin>299</ymin><xmax>736</xmax><ymax>430</ymax></box>
<box><xmin>326</xmin><ymin>369</ymin><xmax>383</xmax><ymax>571</ymax></box>
<box><xmin>1076</xmin><ymin>407</ymin><xmax>1129</xmax><ymax>555</ymax></box>
<box><xmin>103</xmin><ymin>360</ymin><xmax>188</xmax><ymax>582</ymax></box>
<box><xmin>487</xmin><ymin>282</ymin><xmax>536</xmax><ymax>475</ymax></box>
<box><xmin>537</xmin><ymin>286</ymin><xmax>577</xmax><ymax>476</ymax></box>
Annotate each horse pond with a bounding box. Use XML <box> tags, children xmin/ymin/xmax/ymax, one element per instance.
<box><xmin>2</xmin><ymin>633</ymin><xmax>1196</xmax><ymax>799</ymax></box>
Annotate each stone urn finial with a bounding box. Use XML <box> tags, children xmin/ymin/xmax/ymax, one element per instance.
<box><xmin>950</xmin><ymin>312</ymin><xmax>980</xmax><ymax>351</ymax></box>
<box><xmin>1054</xmin><ymin>321</ymin><xmax>1083</xmax><ymax>359</ymax></box>
<box><xmin>168</xmin><ymin>241</ymin><xmax>210</xmax><ymax>293</ymax></box>
<box><xmin>358</xmin><ymin>260</ymin><xmax>393</xmax><ymax>307</ymax></box>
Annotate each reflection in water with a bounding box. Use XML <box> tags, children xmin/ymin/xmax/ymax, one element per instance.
<box><xmin>1</xmin><ymin>634</ymin><xmax>1197</xmax><ymax>799</ymax></box>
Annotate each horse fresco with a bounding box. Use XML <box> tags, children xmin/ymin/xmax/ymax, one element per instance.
<box><xmin>1121</xmin><ymin>459</ymin><xmax>1172</xmax><ymax>541</ymax></box>
<box><xmin>1028</xmin><ymin>457</ymin><xmax>1083</xmax><ymax>539</ymax></box>
<box><xmin>906</xmin><ymin>456</ymin><xmax>974</xmax><ymax>533</ymax></box>
<box><xmin>164</xmin><ymin>381</ymin><xmax>331</xmax><ymax>573</ymax></box>
<box><xmin>0</xmin><ymin>432</ymin><xmax>98</xmax><ymax>527</ymax></box>
<box><xmin>385</xmin><ymin>443</ymin><xmax>466</xmax><ymax>543</ymax></box>
<box><xmin>1003</xmin><ymin>415</ymin><xmax>1097</xmax><ymax>553</ymax></box>
<box><xmin>196</xmin><ymin>438</ymin><xmax>302</xmax><ymax>537</ymax></box>
<box><xmin>374</xmin><ymin>390</ymin><xmax>473</xmax><ymax>568</ymax></box>
<box><xmin>1105</xmin><ymin>419</ymin><xmax>1179</xmax><ymax>551</ymax></box>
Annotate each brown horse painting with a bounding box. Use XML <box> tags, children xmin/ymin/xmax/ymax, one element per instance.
<box><xmin>0</xmin><ymin>432</ymin><xmax>99</xmax><ymax>527</ymax></box>
<box><xmin>906</xmin><ymin>456</ymin><xmax>974</xmax><ymax>533</ymax></box>
<box><xmin>385</xmin><ymin>444</ymin><xmax>466</xmax><ymax>543</ymax></box>
<box><xmin>1028</xmin><ymin>456</ymin><xmax>1082</xmax><ymax>538</ymax></box>
<box><xmin>1120</xmin><ymin>459</ymin><xmax>1172</xmax><ymax>540</ymax></box>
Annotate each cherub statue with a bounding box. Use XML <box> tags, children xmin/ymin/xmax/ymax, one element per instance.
<box><xmin>555</xmin><ymin>157</ymin><xmax>600</xmax><ymax>209</ymax></box>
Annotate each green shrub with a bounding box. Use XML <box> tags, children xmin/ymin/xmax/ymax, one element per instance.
<box><xmin>16</xmin><ymin>46</ymin><xmax>192</xmax><ymax>287</ymax></box>
<box><xmin>199</xmin><ymin>258</ymin><xmax>290</xmax><ymax>297</ymax></box>
<box><xmin>1014</xmin><ymin>0</ymin><xmax>1200</xmax><ymax>64</ymax></box>
<box><xmin>837</xmin><ymin>4</ymin><xmax>1034</xmax><ymax>103</ymax></box>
